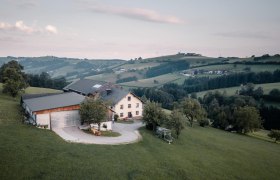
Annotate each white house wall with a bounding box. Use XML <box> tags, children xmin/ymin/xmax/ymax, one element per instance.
<box><xmin>114</xmin><ymin>93</ymin><xmax>143</xmax><ymax>119</ymax></box>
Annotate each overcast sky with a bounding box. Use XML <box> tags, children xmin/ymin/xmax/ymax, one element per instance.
<box><xmin>0</xmin><ymin>0</ymin><xmax>279</xmax><ymax>59</ymax></box>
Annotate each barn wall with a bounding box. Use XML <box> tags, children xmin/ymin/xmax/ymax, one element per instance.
<box><xmin>51</xmin><ymin>110</ymin><xmax>80</xmax><ymax>128</ymax></box>
<box><xmin>34</xmin><ymin>105</ymin><xmax>80</xmax><ymax>115</ymax></box>
<box><xmin>36</xmin><ymin>114</ymin><xmax>50</xmax><ymax>129</ymax></box>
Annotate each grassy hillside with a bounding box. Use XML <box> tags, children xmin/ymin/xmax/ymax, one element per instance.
<box><xmin>0</xmin><ymin>83</ymin><xmax>62</xmax><ymax>94</ymax></box>
<box><xmin>190</xmin><ymin>64</ymin><xmax>280</xmax><ymax>73</ymax></box>
<box><xmin>0</xmin><ymin>56</ymin><xmax>125</xmax><ymax>80</ymax></box>
<box><xmin>195</xmin><ymin>82</ymin><xmax>280</xmax><ymax>98</ymax></box>
<box><xmin>108</xmin><ymin>54</ymin><xmax>280</xmax><ymax>88</ymax></box>
<box><xmin>119</xmin><ymin>73</ymin><xmax>183</xmax><ymax>88</ymax></box>
<box><xmin>0</xmin><ymin>86</ymin><xmax>280</xmax><ymax>179</ymax></box>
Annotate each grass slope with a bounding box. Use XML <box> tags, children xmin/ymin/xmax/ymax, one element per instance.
<box><xmin>0</xmin><ymin>87</ymin><xmax>280</xmax><ymax>179</ymax></box>
<box><xmin>0</xmin><ymin>83</ymin><xmax>61</xmax><ymax>94</ymax></box>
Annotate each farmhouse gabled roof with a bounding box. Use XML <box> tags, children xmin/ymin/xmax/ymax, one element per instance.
<box><xmin>63</xmin><ymin>79</ymin><xmax>109</xmax><ymax>95</ymax></box>
<box><xmin>100</xmin><ymin>87</ymin><xmax>130</xmax><ymax>105</ymax></box>
<box><xmin>22</xmin><ymin>92</ymin><xmax>85</xmax><ymax>112</ymax></box>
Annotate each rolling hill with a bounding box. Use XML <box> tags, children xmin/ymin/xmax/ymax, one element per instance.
<box><xmin>0</xmin><ymin>56</ymin><xmax>125</xmax><ymax>81</ymax></box>
<box><xmin>1</xmin><ymin>53</ymin><xmax>280</xmax><ymax>89</ymax></box>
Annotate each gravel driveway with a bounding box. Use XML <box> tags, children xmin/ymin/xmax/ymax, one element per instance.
<box><xmin>52</xmin><ymin>121</ymin><xmax>144</xmax><ymax>145</ymax></box>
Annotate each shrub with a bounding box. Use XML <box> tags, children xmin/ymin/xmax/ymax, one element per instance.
<box><xmin>268</xmin><ymin>129</ymin><xmax>280</xmax><ymax>142</ymax></box>
<box><xmin>198</xmin><ymin>119</ymin><xmax>210</xmax><ymax>127</ymax></box>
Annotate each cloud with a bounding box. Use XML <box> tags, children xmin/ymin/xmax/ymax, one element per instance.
<box><xmin>0</xmin><ymin>20</ymin><xmax>58</xmax><ymax>35</ymax></box>
<box><xmin>215</xmin><ymin>31</ymin><xmax>271</xmax><ymax>39</ymax></box>
<box><xmin>89</xmin><ymin>5</ymin><xmax>184</xmax><ymax>24</ymax></box>
<box><xmin>45</xmin><ymin>25</ymin><xmax>58</xmax><ymax>34</ymax></box>
<box><xmin>9</xmin><ymin>0</ymin><xmax>38</xmax><ymax>8</ymax></box>
<box><xmin>15</xmin><ymin>21</ymin><xmax>36</xmax><ymax>33</ymax></box>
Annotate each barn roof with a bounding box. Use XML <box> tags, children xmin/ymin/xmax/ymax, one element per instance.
<box><xmin>63</xmin><ymin>79</ymin><xmax>109</xmax><ymax>95</ymax></box>
<box><xmin>21</xmin><ymin>93</ymin><xmax>63</xmax><ymax>100</ymax></box>
<box><xmin>22</xmin><ymin>92</ymin><xmax>85</xmax><ymax>112</ymax></box>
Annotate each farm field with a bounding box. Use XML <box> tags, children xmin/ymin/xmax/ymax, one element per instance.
<box><xmin>0</xmin><ymin>86</ymin><xmax>280</xmax><ymax>179</ymax></box>
<box><xmin>87</xmin><ymin>71</ymin><xmax>144</xmax><ymax>83</ymax></box>
<box><xmin>86</xmin><ymin>73</ymin><xmax>118</xmax><ymax>83</ymax></box>
<box><xmin>118</xmin><ymin>73</ymin><xmax>183</xmax><ymax>88</ymax></box>
<box><xmin>190</xmin><ymin>64</ymin><xmax>280</xmax><ymax>73</ymax></box>
<box><xmin>114</xmin><ymin>62</ymin><xmax>162</xmax><ymax>70</ymax></box>
<box><xmin>195</xmin><ymin>82</ymin><xmax>280</xmax><ymax>98</ymax></box>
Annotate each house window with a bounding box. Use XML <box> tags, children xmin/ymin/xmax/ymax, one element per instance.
<box><xmin>120</xmin><ymin>113</ymin><xmax>123</xmax><ymax>117</ymax></box>
<box><xmin>120</xmin><ymin>105</ymin><xmax>123</xmax><ymax>109</ymax></box>
<box><xmin>136</xmin><ymin>103</ymin><xmax>139</xmax><ymax>108</ymax></box>
<box><xmin>128</xmin><ymin>96</ymin><xmax>131</xmax><ymax>101</ymax></box>
<box><xmin>136</xmin><ymin>111</ymin><xmax>139</xmax><ymax>115</ymax></box>
<box><xmin>128</xmin><ymin>104</ymin><xmax>131</xmax><ymax>108</ymax></box>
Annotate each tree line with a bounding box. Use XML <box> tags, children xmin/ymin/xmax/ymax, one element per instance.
<box><xmin>145</xmin><ymin>60</ymin><xmax>190</xmax><ymax>78</ymax></box>
<box><xmin>181</xmin><ymin>70</ymin><xmax>280</xmax><ymax>93</ymax></box>
<box><xmin>133</xmin><ymin>70</ymin><xmax>280</xmax><ymax>108</ymax></box>
<box><xmin>142</xmin><ymin>94</ymin><xmax>263</xmax><ymax>139</ymax></box>
<box><xmin>142</xmin><ymin>98</ymin><xmax>207</xmax><ymax>139</ymax></box>
<box><xmin>27</xmin><ymin>72</ymin><xmax>67</xmax><ymax>90</ymax></box>
<box><xmin>116</xmin><ymin>76</ymin><xmax>138</xmax><ymax>83</ymax></box>
<box><xmin>133</xmin><ymin>82</ymin><xmax>280</xmax><ymax>130</ymax></box>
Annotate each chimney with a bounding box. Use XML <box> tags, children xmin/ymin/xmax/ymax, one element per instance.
<box><xmin>106</xmin><ymin>89</ymin><xmax>112</xmax><ymax>95</ymax></box>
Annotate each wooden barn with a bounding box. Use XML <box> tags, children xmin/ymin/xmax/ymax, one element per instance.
<box><xmin>21</xmin><ymin>92</ymin><xmax>85</xmax><ymax>130</ymax></box>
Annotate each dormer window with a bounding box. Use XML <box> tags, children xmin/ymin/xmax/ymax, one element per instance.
<box><xmin>93</xmin><ymin>84</ymin><xmax>102</xmax><ymax>89</ymax></box>
<box><xmin>128</xmin><ymin>96</ymin><xmax>131</xmax><ymax>101</ymax></box>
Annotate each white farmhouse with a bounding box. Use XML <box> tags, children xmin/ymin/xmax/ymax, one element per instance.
<box><xmin>101</xmin><ymin>88</ymin><xmax>143</xmax><ymax>119</ymax></box>
<box><xmin>63</xmin><ymin>79</ymin><xmax>144</xmax><ymax>120</ymax></box>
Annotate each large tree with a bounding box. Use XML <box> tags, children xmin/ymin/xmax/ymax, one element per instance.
<box><xmin>0</xmin><ymin>60</ymin><xmax>28</xmax><ymax>97</ymax></box>
<box><xmin>180</xmin><ymin>98</ymin><xmax>207</xmax><ymax>127</ymax></box>
<box><xmin>233</xmin><ymin>106</ymin><xmax>262</xmax><ymax>133</ymax></box>
<box><xmin>142</xmin><ymin>101</ymin><xmax>167</xmax><ymax>131</ymax></box>
<box><xmin>0</xmin><ymin>60</ymin><xmax>24</xmax><ymax>82</ymax></box>
<box><xmin>166</xmin><ymin>110</ymin><xmax>185</xmax><ymax>139</ymax></box>
<box><xmin>79</xmin><ymin>99</ymin><xmax>107</xmax><ymax>130</ymax></box>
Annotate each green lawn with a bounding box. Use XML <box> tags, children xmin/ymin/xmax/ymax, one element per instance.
<box><xmin>0</xmin><ymin>88</ymin><xmax>280</xmax><ymax>179</ymax></box>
